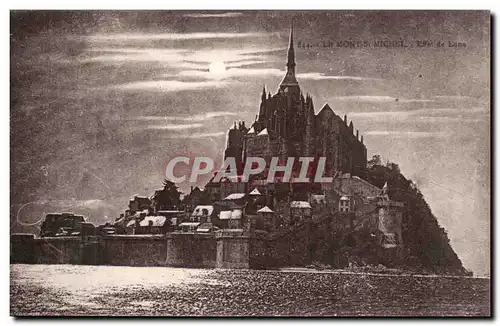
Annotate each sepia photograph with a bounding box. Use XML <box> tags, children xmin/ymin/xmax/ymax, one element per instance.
<box><xmin>10</xmin><ymin>10</ymin><xmax>491</xmax><ymax>317</ymax></box>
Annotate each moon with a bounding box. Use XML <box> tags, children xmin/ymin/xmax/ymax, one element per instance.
<box><xmin>209</xmin><ymin>61</ymin><xmax>227</xmax><ymax>77</ymax></box>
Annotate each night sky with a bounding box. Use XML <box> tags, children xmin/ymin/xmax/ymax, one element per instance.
<box><xmin>10</xmin><ymin>11</ymin><xmax>490</xmax><ymax>276</ymax></box>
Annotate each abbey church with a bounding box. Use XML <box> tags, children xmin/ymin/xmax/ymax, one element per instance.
<box><xmin>224</xmin><ymin>25</ymin><xmax>367</xmax><ymax>180</ymax></box>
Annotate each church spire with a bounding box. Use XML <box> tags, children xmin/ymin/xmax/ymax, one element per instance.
<box><xmin>279</xmin><ymin>20</ymin><xmax>299</xmax><ymax>91</ymax></box>
<box><xmin>286</xmin><ymin>20</ymin><xmax>295</xmax><ymax>71</ymax></box>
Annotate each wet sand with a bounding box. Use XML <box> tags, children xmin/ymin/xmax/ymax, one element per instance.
<box><xmin>10</xmin><ymin>264</ymin><xmax>490</xmax><ymax>316</ymax></box>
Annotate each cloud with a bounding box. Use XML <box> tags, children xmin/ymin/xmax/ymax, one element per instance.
<box><xmin>134</xmin><ymin>111</ymin><xmax>238</xmax><ymax>122</ymax></box>
<box><xmin>115</xmin><ymin>79</ymin><xmax>229</xmax><ymax>92</ymax></box>
<box><xmin>332</xmin><ymin>95</ymin><xmax>398</xmax><ymax>102</ymax></box>
<box><xmin>331</xmin><ymin>95</ymin><xmax>435</xmax><ymax>103</ymax></box>
<box><xmin>226</xmin><ymin>60</ymin><xmax>269</xmax><ymax>68</ymax></box>
<box><xmin>397</xmin><ymin>98</ymin><xmax>436</xmax><ymax>103</ymax></box>
<box><xmin>83</xmin><ymin>47</ymin><xmax>282</xmax><ymax>67</ymax></box>
<box><xmin>349</xmin><ymin>107</ymin><xmax>488</xmax><ymax>119</ymax></box>
<box><xmin>169</xmin><ymin>59</ymin><xmax>272</xmax><ymax>71</ymax></box>
<box><xmin>177</xmin><ymin>67</ymin><xmax>284</xmax><ymax>80</ymax></box>
<box><xmin>131</xmin><ymin>112</ymin><xmax>238</xmax><ymax>133</ymax></box>
<box><xmin>182</xmin><ymin>12</ymin><xmax>243</xmax><ymax>18</ymax></box>
<box><xmin>178</xmin><ymin>67</ymin><xmax>383</xmax><ymax>82</ymax></box>
<box><xmin>364</xmin><ymin>131</ymin><xmax>450</xmax><ymax>138</ymax></box>
<box><xmin>435</xmin><ymin>95</ymin><xmax>472</xmax><ymax>100</ymax></box>
<box><xmin>297</xmin><ymin>72</ymin><xmax>381</xmax><ymax>81</ymax></box>
<box><xmin>82</xmin><ymin>48</ymin><xmax>187</xmax><ymax>63</ymax></box>
<box><xmin>331</xmin><ymin>95</ymin><xmax>477</xmax><ymax>103</ymax></box>
<box><xmin>178</xmin><ymin>48</ymin><xmax>282</xmax><ymax>64</ymax></box>
<box><xmin>144</xmin><ymin>123</ymin><xmax>204</xmax><ymax>131</ymax></box>
<box><xmin>85</xmin><ymin>32</ymin><xmax>270</xmax><ymax>42</ymax></box>
<box><xmin>349</xmin><ymin>111</ymin><xmax>408</xmax><ymax>118</ymax></box>
<box><xmin>164</xmin><ymin>131</ymin><xmax>226</xmax><ymax>139</ymax></box>
<box><xmin>85</xmin><ymin>48</ymin><xmax>186</xmax><ymax>54</ymax></box>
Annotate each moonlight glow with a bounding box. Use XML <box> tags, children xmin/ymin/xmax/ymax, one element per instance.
<box><xmin>209</xmin><ymin>61</ymin><xmax>227</xmax><ymax>77</ymax></box>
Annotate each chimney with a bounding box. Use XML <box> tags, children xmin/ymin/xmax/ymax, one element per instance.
<box><xmin>344</xmin><ymin>114</ymin><xmax>347</xmax><ymax>123</ymax></box>
<box><xmin>356</xmin><ymin>129</ymin><xmax>359</xmax><ymax>139</ymax></box>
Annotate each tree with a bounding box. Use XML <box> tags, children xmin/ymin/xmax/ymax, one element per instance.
<box><xmin>367</xmin><ymin>154</ymin><xmax>382</xmax><ymax>169</ymax></box>
<box><xmin>152</xmin><ymin>179</ymin><xmax>183</xmax><ymax>211</ymax></box>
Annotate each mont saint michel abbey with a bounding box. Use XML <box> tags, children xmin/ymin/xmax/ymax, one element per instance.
<box><xmin>199</xmin><ymin>25</ymin><xmax>404</xmax><ymax>253</ymax></box>
<box><xmin>12</xmin><ymin>24</ymin><xmax>407</xmax><ymax>272</ymax></box>
<box><xmin>224</xmin><ymin>25</ymin><xmax>368</xmax><ymax>180</ymax></box>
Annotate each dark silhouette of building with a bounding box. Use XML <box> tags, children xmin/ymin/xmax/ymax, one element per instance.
<box><xmin>40</xmin><ymin>212</ymin><xmax>86</xmax><ymax>237</ymax></box>
<box><xmin>224</xmin><ymin>24</ymin><xmax>367</xmax><ymax>179</ymax></box>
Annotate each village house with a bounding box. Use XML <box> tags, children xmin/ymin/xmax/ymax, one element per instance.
<box><xmin>178</xmin><ymin>205</ymin><xmax>218</xmax><ymax>233</ymax></box>
<box><xmin>128</xmin><ymin>195</ymin><xmax>152</xmax><ymax>214</ymax></box>
<box><xmin>219</xmin><ymin>209</ymin><xmax>243</xmax><ymax>229</ymax></box>
<box><xmin>257</xmin><ymin>206</ymin><xmax>275</xmax><ymax>231</ymax></box>
<box><xmin>289</xmin><ymin>201</ymin><xmax>312</xmax><ymax>225</ymax></box>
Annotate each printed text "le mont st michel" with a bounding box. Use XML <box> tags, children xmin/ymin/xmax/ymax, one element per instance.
<box><xmin>298</xmin><ymin>39</ymin><xmax>467</xmax><ymax>49</ymax></box>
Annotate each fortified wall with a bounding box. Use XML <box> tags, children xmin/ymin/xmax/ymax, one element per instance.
<box><xmin>11</xmin><ymin>211</ymin><xmax>403</xmax><ymax>269</ymax></box>
<box><xmin>10</xmin><ymin>232</ymin><xmax>256</xmax><ymax>269</ymax></box>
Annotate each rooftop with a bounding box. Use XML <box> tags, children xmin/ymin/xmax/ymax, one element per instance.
<box><xmin>249</xmin><ymin>188</ymin><xmax>261</xmax><ymax>195</ymax></box>
<box><xmin>257</xmin><ymin>128</ymin><xmax>268</xmax><ymax>136</ymax></box>
<box><xmin>139</xmin><ymin>216</ymin><xmax>167</xmax><ymax>227</ymax></box>
<box><xmin>224</xmin><ymin>193</ymin><xmax>246</xmax><ymax>200</ymax></box>
<box><xmin>257</xmin><ymin>206</ymin><xmax>274</xmax><ymax>213</ymax></box>
<box><xmin>290</xmin><ymin>201</ymin><xmax>312</xmax><ymax>209</ymax></box>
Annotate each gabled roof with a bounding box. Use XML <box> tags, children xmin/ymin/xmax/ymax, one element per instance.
<box><xmin>247</xmin><ymin>126</ymin><xmax>255</xmax><ymax>134</ymax></box>
<box><xmin>249</xmin><ymin>188</ymin><xmax>261</xmax><ymax>195</ymax></box>
<box><xmin>257</xmin><ymin>206</ymin><xmax>274</xmax><ymax>213</ymax></box>
<box><xmin>257</xmin><ymin>128</ymin><xmax>268</xmax><ymax>136</ymax></box>
<box><xmin>317</xmin><ymin>103</ymin><xmax>334</xmax><ymax>117</ymax></box>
